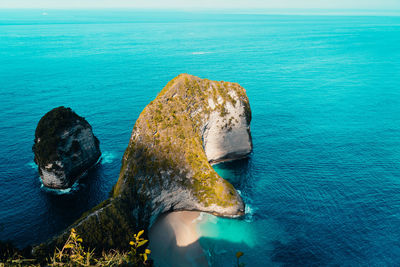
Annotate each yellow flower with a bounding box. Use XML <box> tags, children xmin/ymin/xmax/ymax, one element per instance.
<box><xmin>236</xmin><ymin>251</ymin><xmax>244</xmax><ymax>258</ymax></box>
<box><xmin>129</xmin><ymin>241</ymin><xmax>134</xmax><ymax>246</ymax></box>
<box><xmin>137</xmin><ymin>230</ymin><xmax>144</xmax><ymax>238</ymax></box>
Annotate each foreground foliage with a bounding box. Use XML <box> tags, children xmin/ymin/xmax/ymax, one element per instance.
<box><xmin>236</xmin><ymin>251</ymin><xmax>245</xmax><ymax>267</ymax></box>
<box><xmin>0</xmin><ymin>229</ymin><xmax>151</xmax><ymax>266</ymax></box>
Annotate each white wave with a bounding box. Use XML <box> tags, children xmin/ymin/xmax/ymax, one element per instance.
<box><xmin>245</xmin><ymin>204</ymin><xmax>255</xmax><ymax>222</ymax></box>
<box><xmin>38</xmin><ymin>175</ymin><xmax>81</xmax><ymax>195</ymax></box>
<box><xmin>40</xmin><ymin>180</ymin><xmax>81</xmax><ymax>195</ymax></box>
<box><xmin>101</xmin><ymin>151</ymin><xmax>116</xmax><ymax>164</ymax></box>
<box><xmin>193</xmin><ymin>212</ymin><xmax>206</xmax><ymax>223</ymax></box>
<box><xmin>245</xmin><ymin>204</ymin><xmax>252</xmax><ymax>214</ymax></box>
<box><xmin>191</xmin><ymin>51</ymin><xmax>212</xmax><ymax>55</ymax></box>
<box><xmin>26</xmin><ymin>161</ymin><xmax>37</xmax><ymax>169</ymax></box>
<box><xmin>35</xmin><ymin>155</ymin><xmax>101</xmax><ymax>195</ymax></box>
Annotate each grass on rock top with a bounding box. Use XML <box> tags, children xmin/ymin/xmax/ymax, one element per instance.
<box><xmin>115</xmin><ymin>74</ymin><xmax>250</xmax><ymax>208</ymax></box>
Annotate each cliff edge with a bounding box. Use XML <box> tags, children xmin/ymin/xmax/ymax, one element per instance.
<box><xmin>35</xmin><ymin>75</ymin><xmax>252</xmax><ymax>253</ymax></box>
<box><xmin>114</xmin><ymin>73</ymin><xmax>252</xmax><ymax>222</ymax></box>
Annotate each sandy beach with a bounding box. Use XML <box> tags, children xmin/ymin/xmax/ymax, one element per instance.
<box><xmin>149</xmin><ymin>211</ymin><xmax>208</xmax><ymax>267</ymax></box>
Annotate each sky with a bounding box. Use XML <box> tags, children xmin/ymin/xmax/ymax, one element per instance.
<box><xmin>1</xmin><ymin>0</ymin><xmax>400</xmax><ymax>10</ymax></box>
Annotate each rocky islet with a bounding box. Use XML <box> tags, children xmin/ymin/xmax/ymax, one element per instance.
<box><xmin>33</xmin><ymin>106</ymin><xmax>101</xmax><ymax>189</ymax></box>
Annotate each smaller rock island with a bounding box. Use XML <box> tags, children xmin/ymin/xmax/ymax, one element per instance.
<box><xmin>33</xmin><ymin>106</ymin><xmax>101</xmax><ymax>189</ymax></box>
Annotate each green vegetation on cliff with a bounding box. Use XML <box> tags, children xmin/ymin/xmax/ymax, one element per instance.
<box><xmin>34</xmin><ymin>192</ymin><xmax>147</xmax><ymax>259</ymax></box>
<box><xmin>115</xmin><ymin>73</ymin><xmax>250</xmax><ymax>209</ymax></box>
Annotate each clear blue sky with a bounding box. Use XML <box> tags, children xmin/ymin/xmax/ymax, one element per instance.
<box><xmin>1</xmin><ymin>0</ymin><xmax>399</xmax><ymax>10</ymax></box>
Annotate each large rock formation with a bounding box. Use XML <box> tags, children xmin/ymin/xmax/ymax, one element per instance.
<box><xmin>33</xmin><ymin>106</ymin><xmax>101</xmax><ymax>189</ymax></box>
<box><xmin>114</xmin><ymin>73</ymin><xmax>252</xmax><ymax>221</ymax></box>
<box><xmin>35</xmin><ymin>74</ymin><xmax>252</xmax><ymax>253</ymax></box>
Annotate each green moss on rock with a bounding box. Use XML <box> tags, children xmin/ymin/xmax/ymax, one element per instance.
<box><xmin>115</xmin><ymin>74</ymin><xmax>250</xmax><ymax>213</ymax></box>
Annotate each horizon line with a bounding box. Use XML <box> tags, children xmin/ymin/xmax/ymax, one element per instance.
<box><xmin>1</xmin><ymin>7</ymin><xmax>400</xmax><ymax>15</ymax></box>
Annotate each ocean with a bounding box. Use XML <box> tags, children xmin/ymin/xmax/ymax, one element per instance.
<box><xmin>0</xmin><ymin>9</ymin><xmax>400</xmax><ymax>266</ymax></box>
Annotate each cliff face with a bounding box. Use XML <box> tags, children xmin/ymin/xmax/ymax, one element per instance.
<box><xmin>113</xmin><ymin>74</ymin><xmax>252</xmax><ymax>222</ymax></box>
<box><xmin>35</xmin><ymin>75</ymin><xmax>252</xmax><ymax>252</ymax></box>
<box><xmin>33</xmin><ymin>107</ymin><xmax>101</xmax><ymax>189</ymax></box>
<box><xmin>203</xmin><ymin>86</ymin><xmax>252</xmax><ymax>164</ymax></box>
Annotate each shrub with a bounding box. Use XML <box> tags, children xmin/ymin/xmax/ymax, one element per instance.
<box><xmin>47</xmin><ymin>228</ymin><xmax>151</xmax><ymax>266</ymax></box>
<box><xmin>236</xmin><ymin>251</ymin><xmax>245</xmax><ymax>267</ymax></box>
<box><xmin>50</xmin><ymin>228</ymin><xmax>94</xmax><ymax>266</ymax></box>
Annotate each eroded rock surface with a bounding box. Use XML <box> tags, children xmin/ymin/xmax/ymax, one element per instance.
<box><xmin>114</xmin><ymin>74</ymin><xmax>252</xmax><ymax>222</ymax></box>
<box><xmin>33</xmin><ymin>106</ymin><xmax>101</xmax><ymax>189</ymax></box>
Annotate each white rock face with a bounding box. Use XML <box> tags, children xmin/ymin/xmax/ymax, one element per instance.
<box><xmin>41</xmin><ymin>161</ymin><xmax>67</xmax><ymax>189</ymax></box>
<box><xmin>149</xmin><ymin>169</ymin><xmax>245</xmax><ymax>226</ymax></box>
<box><xmin>39</xmin><ymin>126</ymin><xmax>101</xmax><ymax>189</ymax></box>
<box><xmin>203</xmin><ymin>92</ymin><xmax>252</xmax><ymax>163</ymax></box>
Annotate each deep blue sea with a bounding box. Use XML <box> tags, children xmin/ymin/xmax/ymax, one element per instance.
<box><xmin>1</xmin><ymin>10</ymin><xmax>400</xmax><ymax>266</ymax></box>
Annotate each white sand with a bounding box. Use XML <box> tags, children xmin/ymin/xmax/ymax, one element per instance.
<box><xmin>149</xmin><ymin>211</ymin><xmax>208</xmax><ymax>267</ymax></box>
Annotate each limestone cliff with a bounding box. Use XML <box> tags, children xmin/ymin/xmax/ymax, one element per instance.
<box><xmin>114</xmin><ymin>74</ymin><xmax>252</xmax><ymax>222</ymax></box>
<box><xmin>35</xmin><ymin>75</ymin><xmax>252</xmax><ymax>253</ymax></box>
<box><xmin>33</xmin><ymin>106</ymin><xmax>101</xmax><ymax>189</ymax></box>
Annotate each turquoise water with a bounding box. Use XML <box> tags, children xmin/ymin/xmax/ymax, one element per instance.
<box><xmin>1</xmin><ymin>10</ymin><xmax>400</xmax><ymax>266</ymax></box>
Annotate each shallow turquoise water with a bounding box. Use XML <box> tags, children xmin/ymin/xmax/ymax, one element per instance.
<box><xmin>1</xmin><ymin>10</ymin><xmax>400</xmax><ymax>266</ymax></box>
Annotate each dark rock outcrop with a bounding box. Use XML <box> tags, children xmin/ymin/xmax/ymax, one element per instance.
<box><xmin>33</xmin><ymin>106</ymin><xmax>101</xmax><ymax>189</ymax></box>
